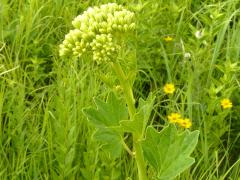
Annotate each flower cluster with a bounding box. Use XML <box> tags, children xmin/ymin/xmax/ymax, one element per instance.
<box><xmin>59</xmin><ymin>3</ymin><xmax>135</xmax><ymax>63</ymax></box>
<box><xmin>167</xmin><ymin>113</ymin><xmax>192</xmax><ymax>129</ymax></box>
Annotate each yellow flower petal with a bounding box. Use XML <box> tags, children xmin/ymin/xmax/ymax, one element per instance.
<box><xmin>164</xmin><ymin>36</ymin><xmax>173</xmax><ymax>42</ymax></box>
<box><xmin>221</xmin><ymin>98</ymin><xmax>232</xmax><ymax>109</ymax></box>
<box><xmin>168</xmin><ymin>113</ymin><xmax>181</xmax><ymax>123</ymax></box>
<box><xmin>164</xmin><ymin>83</ymin><xmax>175</xmax><ymax>94</ymax></box>
<box><xmin>177</xmin><ymin>118</ymin><xmax>192</xmax><ymax>129</ymax></box>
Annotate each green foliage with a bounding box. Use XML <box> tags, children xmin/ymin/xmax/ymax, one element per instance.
<box><xmin>120</xmin><ymin>93</ymin><xmax>155</xmax><ymax>137</ymax></box>
<box><xmin>142</xmin><ymin>125</ymin><xmax>199</xmax><ymax>180</ymax></box>
<box><xmin>1</xmin><ymin>0</ymin><xmax>240</xmax><ymax>179</ymax></box>
<box><xmin>83</xmin><ymin>92</ymin><xmax>128</xmax><ymax>158</ymax></box>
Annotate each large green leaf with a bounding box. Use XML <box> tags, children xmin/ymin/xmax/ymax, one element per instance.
<box><xmin>120</xmin><ymin>93</ymin><xmax>155</xmax><ymax>137</ymax></box>
<box><xmin>142</xmin><ymin>125</ymin><xmax>199</xmax><ymax>180</ymax></box>
<box><xmin>83</xmin><ymin>93</ymin><xmax>128</xmax><ymax>128</ymax></box>
<box><xmin>83</xmin><ymin>92</ymin><xmax>128</xmax><ymax>158</ymax></box>
<box><xmin>93</xmin><ymin>128</ymin><xmax>123</xmax><ymax>158</ymax></box>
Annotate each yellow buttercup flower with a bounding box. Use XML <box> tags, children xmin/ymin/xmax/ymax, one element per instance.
<box><xmin>164</xmin><ymin>36</ymin><xmax>173</xmax><ymax>42</ymax></box>
<box><xmin>168</xmin><ymin>113</ymin><xmax>181</xmax><ymax>123</ymax></box>
<box><xmin>167</xmin><ymin>113</ymin><xmax>192</xmax><ymax>129</ymax></box>
<box><xmin>164</xmin><ymin>83</ymin><xmax>175</xmax><ymax>94</ymax></box>
<box><xmin>221</xmin><ymin>98</ymin><xmax>232</xmax><ymax>109</ymax></box>
<box><xmin>177</xmin><ymin>118</ymin><xmax>192</xmax><ymax>129</ymax></box>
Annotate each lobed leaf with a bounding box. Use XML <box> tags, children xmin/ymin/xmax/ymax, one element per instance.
<box><xmin>142</xmin><ymin>124</ymin><xmax>199</xmax><ymax>180</ymax></box>
<box><xmin>120</xmin><ymin>93</ymin><xmax>155</xmax><ymax>137</ymax></box>
<box><xmin>83</xmin><ymin>92</ymin><xmax>128</xmax><ymax>158</ymax></box>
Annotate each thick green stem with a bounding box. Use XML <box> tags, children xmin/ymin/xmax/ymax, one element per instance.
<box><xmin>111</xmin><ymin>62</ymin><xmax>135</xmax><ymax>119</ymax></box>
<box><xmin>111</xmin><ymin>62</ymin><xmax>147</xmax><ymax>180</ymax></box>
<box><xmin>134</xmin><ymin>139</ymin><xmax>148</xmax><ymax>180</ymax></box>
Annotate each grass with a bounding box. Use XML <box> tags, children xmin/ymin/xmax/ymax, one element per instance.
<box><xmin>0</xmin><ymin>0</ymin><xmax>240</xmax><ymax>179</ymax></box>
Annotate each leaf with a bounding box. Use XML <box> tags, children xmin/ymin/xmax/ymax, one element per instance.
<box><xmin>83</xmin><ymin>92</ymin><xmax>128</xmax><ymax>128</ymax></box>
<box><xmin>83</xmin><ymin>92</ymin><xmax>128</xmax><ymax>158</ymax></box>
<box><xmin>141</xmin><ymin>125</ymin><xmax>199</xmax><ymax>180</ymax></box>
<box><xmin>94</xmin><ymin>128</ymin><xmax>123</xmax><ymax>158</ymax></box>
<box><xmin>120</xmin><ymin>93</ymin><xmax>155</xmax><ymax>137</ymax></box>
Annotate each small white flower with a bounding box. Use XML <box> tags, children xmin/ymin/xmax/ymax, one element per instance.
<box><xmin>184</xmin><ymin>52</ymin><xmax>191</xmax><ymax>59</ymax></box>
<box><xmin>195</xmin><ymin>30</ymin><xmax>204</xmax><ymax>39</ymax></box>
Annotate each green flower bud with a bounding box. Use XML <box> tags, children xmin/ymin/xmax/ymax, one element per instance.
<box><xmin>118</xmin><ymin>25</ymin><xmax>123</xmax><ymax>31</ymax></box>
<box><xmin>123</xmin><ymin>24</ymin><xmax>128</xmax><ymax>32</ymax></box>
<box><xmin>59</xmin><ymin>3</ymin><xmax>135</xmax><ymax>61</ymax></box>
<box><xmin>129</xmin><ymin>23</ymin><xmax>136</xmax><ymax>30</ymax></box>
<box><xmin>112</xmin><ymin>24</ymin><xmax>118</xmax><ymax>30</ymax></box>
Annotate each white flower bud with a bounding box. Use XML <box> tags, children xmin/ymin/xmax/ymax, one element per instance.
<box><xmin>184</xmin><ymin>52</ymin><xmax>191</xmax><ymax>59</ymax></box>
<box><xmin>87</xmin><ymin>7</ymin><xmax>94</xmax><ymax>14</ymax></box>
<box><xmin>195</xmin><ymin>30</ymin><xmax>204</xmax><ymax>39</ymax></box>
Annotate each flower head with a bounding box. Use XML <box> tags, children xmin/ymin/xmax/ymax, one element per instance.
<box><xmin>221</xmin><ymin>98</ymin><xmax>232</xmax><ymax>109</ymax></box>
<box><xmin>164</xmin><ymin>36</ymin><xmax>173</xmax><ymax>42</ymax></box>
<box><xmin>164</xmin><ymin>83</ymin><xmax>175</xmax><ymax>94</ymax></box>
<box><xmin>59</xmin><ymin>3</ymin><xmax>135</xmax><ymax>63</ymax></box>
<box><xmin>168</xmin><ymin>113</ymin><xmax>181</xmax><ymax>123</ymax></box>
<box><xmin>167</xmin><ymin>113</ymin><xmax>192</xmax><ymax>129</ymax></box>
<box><xmin>195</xmin><ymin>30</ymin><xmax>204</xmax><ymax>39</ymax></box>
<box><xmin>184</xmin><ymin>52</ymin><xmax>191</xmax><ymax>59</ymax></box>
<box><xmin>177</xmin><ymin>118</ymin><xmax>192</xmax><ymax>129</ymax></box>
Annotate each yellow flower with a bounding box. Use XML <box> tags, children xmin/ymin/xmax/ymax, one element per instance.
<box><xmin>221</xmin><ymin>98</ymin><xmax>232</xmax><ymax>109</ymax></box>
<box><xmin>168</xmin><ymin>113</ymin><xmax>181</xmax><ymax>123</ymax></box>
<box><xmin>164</xmin><ymin>36</ymin><xmax>173</xmax><ymax>42</ymax></box>
<box><xmin>177</xmin><ymin>118</ymin><xmax>192</xmax><ymax>129</ymax></box>
<box><xmin>164</xmin><ymin>83</ymin><xmax>175</xmax><ymax>94</ymax></box>
<box><xmin>167</xmin><ymin>113</ymin><xmax>192</xmax><ymax>128</ymax></box>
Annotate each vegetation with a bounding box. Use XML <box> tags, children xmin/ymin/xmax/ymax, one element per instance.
<box><xmin>0</xmin><ymin>0</ymin><xmax>240</xmax><ymax>179</ymax></box>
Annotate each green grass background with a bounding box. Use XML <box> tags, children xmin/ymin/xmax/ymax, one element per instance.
<box><xmin>0</xmin><ymin>0</ymin><xmax>240</xmax><ymax>179</ymax></box>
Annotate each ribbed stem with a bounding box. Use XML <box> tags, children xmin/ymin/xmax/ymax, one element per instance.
<box><xmin>111</xmin><ymin>62</ymin><xmax>135</xmax><ymax>118</ymax></box>
<box><xmin>111</xmin><ymin>62</ymin><xmax>147</xmax><ymax>180</ymax></box>
<box><xmin>134</xmin><ymin>137</ymin><xmax>147</xmax><ymax>180</ymax></box>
